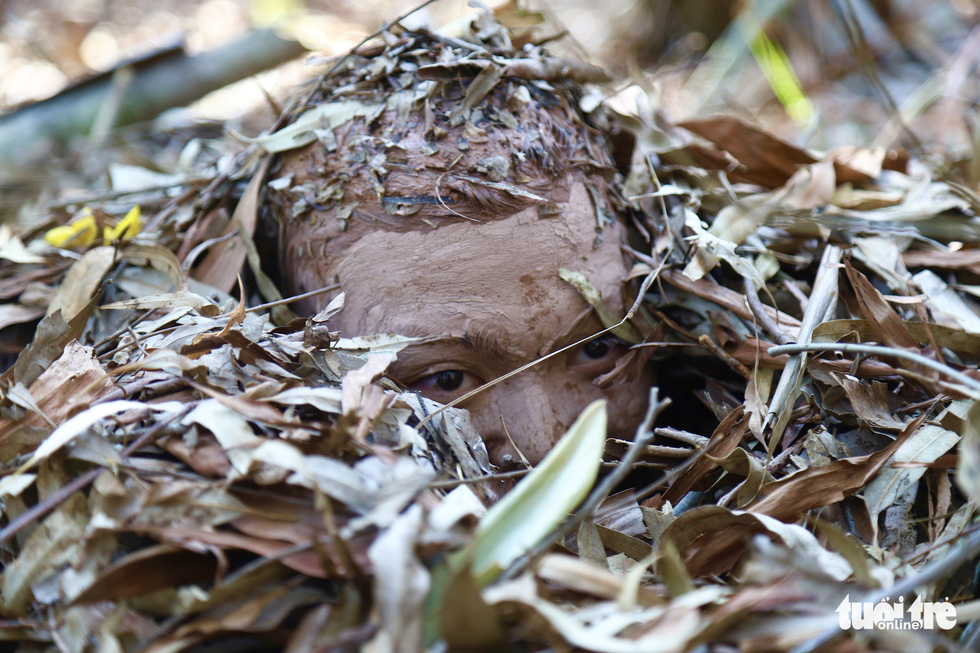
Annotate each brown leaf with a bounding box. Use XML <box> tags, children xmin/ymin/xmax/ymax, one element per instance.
<box><xmin>652</xmin><ymin>405</ymin><xmax>747</xmax><ymax>509</ymax></box>
<box><xmin>813</xmin><ymin>318</ymin><xmax>980</xmax><ymax>358</ymax></box>
<box><xmin>73</xmin><ymin>545</ymin><xmax>217</xmax><ymax>604</ymax></box>
<box><xmin>678</xmin><ymin>116</ymin><xmax>816</xmax><ymax>188</ymax></box>
<box><xmin>160</xmin><ymin>435</ymin><xmax>231</xmax><ymax>478</ymax></box>
<box><xmin>6</xmin><ymin>280</ymin><xmax>110</xmax><ymax>388</ymax></box>
<box><xmin>834</xmin><ymin>375</ymin><xmax>908</xmax><ymax>430</ymax></box>
<box><xmin>827</xmin><ymin>145</ymin><xmax>907</xmax><ymax>182</ymax></box>
<box><xmin>742</xmin><ymin>410</ymin><xmax>930</xmax><ymax>522</ymax></box>
<box><xmin>187</xmin><ymin>380</ymin><xmax>296</xmax><ymax>428</ymax></box>
<box><xmin>661</xmin><ymin>269</ymin><xmax>802</xmax><ymax>333</ymax></box>
<box><xmin>903</xmin><ymin>247</ymin><xmax>980</xmax><ymax>275</ymax></box>
<box><xmin>843</xmin><ymin>260</ymin><xmax>918</xmax><ymax>349</ymax></box>
<box><xmin>192</xmin><ymin>157</ymin><xmax>271</xmax><ymax>292</ymax></box>
<box><xmin>132</xmin><ymin>525</ymin><xmax>335</xmax><ymax>578</ymax></box>
<box><xmin>218</xmin><ymin>275</ymin><xmax>247</xmax><ymax>337</ymax></box>
<box><xmin>0</xmin><ymin>342</ymin><xmax>118</xmax><ymax>460</ymax></box>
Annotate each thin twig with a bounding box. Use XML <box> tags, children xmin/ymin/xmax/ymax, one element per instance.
<box><xmin>434</xmin><ymin>172</ymin><xmax>482</xmax><ymax>222</ymax></box>
<box><xmin>699</xmin><ymin>334</ymin><xmax>752</xmax><ymax>379</ymax></box>
<box><xmin>654</xmin><ymin>427</ymin><xmax>710</xmax><ymax>449</ymax></box>
<box><xmin>634</xmin><ymin>444</ymin><xmax>715</xmax><ymax>505</ymax></box>
<box><xmin>644</xmin><ymin>444</ymin><xmax>697</xmax><ymax>459</ymax></box>
<box><xmin>716</xmin><ymin>481</ymin><xmax>744</xmax><ymax>509</ymax></box>
<box><xmin>97</xmin><ymin>324</ymin><xmax>179</xmax><ymax>361</ymax></box>
<box><xmin>767</xmin><ymin>341</ymin><xmax>980</xmax><ymax>398</ymax></box>
<box><xmin>246</xmin><ymin>283</ymin><xmax>340</xmax><ymax>313</ymax></box>
<box><xmin>91</xmin><ymin>308</ymin><xmax>154</xmax><ymax>351</ymax></box>
<box><xmin>742</xmin><ymin>275</ymin><xmax>793</xmax><ymax>345</ymax></box>
<box><xmin>762</xmin><ymin>245</ymin><xmax>842</xmax><ymax>443</ymax></box>
<box><xmin>428</xmin><ymin>469</ymin><xmax>531</xmax><ymax>489</ymax></box>
<box><xmin>766</xmin><ymin>429</ymin><xmax>810</xmax><ymax>473</ymax></box>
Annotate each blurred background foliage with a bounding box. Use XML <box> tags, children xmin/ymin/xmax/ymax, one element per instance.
<box><xmin>1</xmin><ymin>0</ymin><xmax>979</xmax><ymax>157</ymax></box>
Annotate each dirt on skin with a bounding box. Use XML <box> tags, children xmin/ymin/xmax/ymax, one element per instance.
<box><xmin>269</xmin><ymin>26</ymin><xmax>651</xmax><ymax>464</ymax></box>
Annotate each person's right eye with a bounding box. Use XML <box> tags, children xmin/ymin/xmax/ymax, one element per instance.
<box><xmin>408</xmin><ymin>369</ymin><xmax>483</xmax><ymax>403</ymax></box>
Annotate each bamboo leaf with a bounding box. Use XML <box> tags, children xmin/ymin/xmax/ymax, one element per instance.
<box><xmin>470</xmin><ymin>400</ymin><xmax>607</xmax><ymax>585</ymax></box>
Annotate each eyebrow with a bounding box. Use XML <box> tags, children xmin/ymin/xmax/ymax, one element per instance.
<box><xmin>392</xmin><ymin>331</ymin><xmax>522</xmax><ymax>371</ymax></box>
<box><xmin>457</xmin><ymin>331</ymin><xmax>515</xmax><ymax>360</ymax></box>
<box><xmin>428</xmin><ymin>331</ymin><xmax>519</xmax><ymax>362</ymax></box>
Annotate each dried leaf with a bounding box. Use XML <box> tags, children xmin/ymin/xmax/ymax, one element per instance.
<box><xmin>192</xmin><ymin>157</ymin><xmax>270</xmax><ymax>293</ymax></box>
<box><xmin>16</xmin><ymin>400</ymin><xmax>183</xmax><ymax>474</ymax></box>
<box><xmin>45</xmin><ymin>246</ymin><xmax>115</xmax><ymax>322</ymax></box>
<box><xmin>678</xmin><ymin>116</ymin><xmax>816</xmax><ymax>188</ymax></box>
<box><xmin>843</xmin><ymin>260</ymin><xmax>918</xmax><ymax>349</ymax></box>
<box><xmin>864</xmin><ymin>400</ymin><xmax>965</xmax><ymax>519</ymax></box>
<box><xmin>248</xmin><ymin>100</ymin><xmax>380</xmax><ymax>153</ymax></box>
<box><xmin>100</xmin><ymin>290</ymin><xmax>217</xmax><ymax>311</ymax></box>
<box><xmin>73</xmin><ymin>545</ymin><xmax>217</xmax><ymax>604</ymax></box>
<box><xmin>658</xmin><ymin>506</ymin><xmax>851</xmax><ymax>579</ymax></box>
<box><xmin>366</xmin><ymin>506</ymin><xmax>429</xmax><ymax>653</ymax></box>
<box><xmin>743</xmin><ymin>409</ymin><xmax>933</xmax><ymax>522</ymax></box>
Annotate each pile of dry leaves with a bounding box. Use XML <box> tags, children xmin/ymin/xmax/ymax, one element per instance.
<box><xmin>2</xmin><ymin>5</ymin><xmax>980</xmax><ymax>652</ymax></box>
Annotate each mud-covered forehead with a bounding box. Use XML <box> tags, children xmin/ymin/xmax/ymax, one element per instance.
<box><xmin>324</xmin><ymin>179</ymin><xmax>632</xmax><ymax>345</ymax></box>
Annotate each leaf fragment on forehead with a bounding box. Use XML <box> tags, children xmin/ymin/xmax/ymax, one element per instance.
<box><xmin>558</xmin><ymin>268</ymin><xmax>642</xmax><ymax>343</ymax></box>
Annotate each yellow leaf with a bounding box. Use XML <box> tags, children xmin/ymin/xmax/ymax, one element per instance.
<box><xmin>750</xmin><ymin>31</ymin><xmax>813</xmax><ymax>126</ymax></box>
<box><xmin>44</xmin><ymin>210</ymin><xmax>98</xmax><ymax>248</ymax></box>
<box><xmin>103</xmin><ymin>205</ymin><xmax>142</xmax><ymax>243</ymax></box>
<box><xmin>250</xmin><ymin>0</ymin><xmax>306</xmax><ymax>28</ymax></box>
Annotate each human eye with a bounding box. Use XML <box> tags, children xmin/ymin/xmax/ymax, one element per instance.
<box><xmin>407</xmin><ymin>369</ymin><xmax>484</xmax><ymax>404</ymax></box>
<box><xmin>568</xmin><ymin>335</ymin><xmax>628</xmax><ymax>376</ymax></box>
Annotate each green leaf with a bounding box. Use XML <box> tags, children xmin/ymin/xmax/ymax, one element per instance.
<box><xmin>749</xmin><ymin>30</ymin><xmax>813</xmax><ymax>126</ymax></box>
<box><xmin>470</xmin><ymin>399</ymin><xmax>608</xmax><ymax>585</ymax></box>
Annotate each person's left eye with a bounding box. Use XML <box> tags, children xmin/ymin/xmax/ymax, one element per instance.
<box><xmin>568</xmin><ymin>335</ymin><xmax>627</xmax><ymax>376</ymax></box>
<box><xmin>408</xmin><ymin>369</ymin><xmax>484</xmax><ymax>403</ymax></box>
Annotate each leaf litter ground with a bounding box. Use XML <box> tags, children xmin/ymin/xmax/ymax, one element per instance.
<box><xmin>2</xmin><ymin>4</ymin><xmax>980</xmax><ymax>652</ymax></box>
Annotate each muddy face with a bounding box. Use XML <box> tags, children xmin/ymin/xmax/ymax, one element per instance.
<box><xmin>323</xmin><ymin>179</ymin><xmax>650</xmax><ymax>465</ymax></box>
<box><xmin>272</xmin><ymin>63</ymin><xmax>651</xmax><ymax>464</ymax></box>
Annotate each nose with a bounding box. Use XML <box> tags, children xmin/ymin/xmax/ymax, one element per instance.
<box><xmin>468</xmin><ymin>366</ymin><xmax>591</xmax><ymax>466</ymax></box>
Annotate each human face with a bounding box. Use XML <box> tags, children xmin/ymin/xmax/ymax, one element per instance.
<box><xmin>326</xmin><ymin>181</ymin><xmax>651</xmax><ymax>465</ymax></box>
